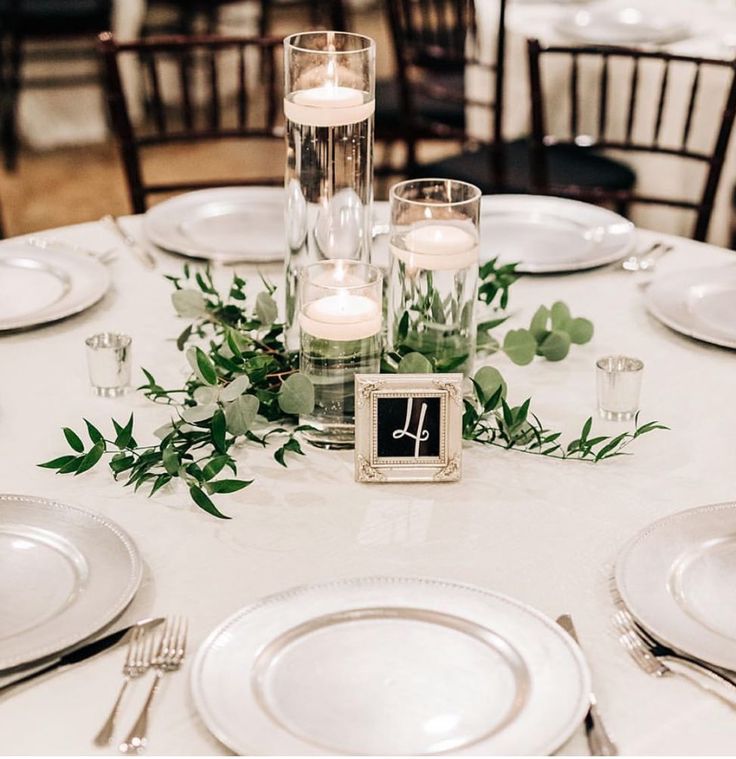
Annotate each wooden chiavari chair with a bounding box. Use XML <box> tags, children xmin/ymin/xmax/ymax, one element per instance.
<box><xmin>527</xmin><ymin>39</ymin><xmax>736</xmax><ymax>241</ymax></box>
<box><xmin>98</xmin><ymin>32</ymin><xmax>284</xmax><ymax>214</ymax></box>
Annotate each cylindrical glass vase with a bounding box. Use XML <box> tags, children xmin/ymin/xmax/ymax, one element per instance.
<box><xmin>284</xmin><ymin>31</ymin><xmax>376</xmax><ymax>351</ymax></box>
<box><xmin>387</xmin><ymin>179</ymin><xmax>481</xmax><ymax>377</ymax></box>
<box><xmin>299</xmin><ymin>260</ymin><xmax>382</xmax><ymax>449</ymax></box>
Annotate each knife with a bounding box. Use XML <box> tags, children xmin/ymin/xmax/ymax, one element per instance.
<box><xmin>557</xmin><ymin>614</ymin><xmax>618</xmax><ymax>756</ymax></box>
<box><xmin>0</xmin><ymin>617</ymin><xmax>164</xmax><ymax>696</ymax></box>
<box><xmin>101</xmin><ymin>214</ymin><xmax>157</xmax><ymax>270</ymax></box>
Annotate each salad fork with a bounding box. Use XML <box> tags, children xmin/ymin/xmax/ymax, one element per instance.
<box><xmin>94</xmin><ymin>626</ymin><xmax>157</xmax><ymax>746</ymax></box>
<box><xmin>119</xmin><ymin>616</ymin><xmax>188</xmax><ymax>754</ymax></box>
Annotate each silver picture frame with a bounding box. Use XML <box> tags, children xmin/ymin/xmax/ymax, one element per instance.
<box><xmin>354</xmin><ymin>373</ymin><xmax>464</xmax><ymax>483</ymax></box>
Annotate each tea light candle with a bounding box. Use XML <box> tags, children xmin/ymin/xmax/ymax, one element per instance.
<box><xmin>285</xmin><ymin>84</ymin><xmax>374</xmax><ymax>127</ymax></box>
<box><xmin>391</xmin><ymin>223</ymin><xmax>479</xmax><ymax>271</ymax></box>
<box><xmin>300</xmin><ymin>291</ymin><xmax>382</xmax><ymax>341</ymax></box>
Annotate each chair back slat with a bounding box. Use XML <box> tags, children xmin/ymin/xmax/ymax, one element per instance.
<box><xmin>598</xmin><ymin>53</ymin><xmax>609</xmax><ymax>141</ymax></box>
<box><xmin>208</xmin><ymin>47</ymin><xmax>220</xmax><ymax>130</ymax></box>
<box><xmin>98</xmin><ymin>32</ymin><xmax>284</xmax><ymax>214</ymax></box>
<box><xmin>626</xmin><ymin>56</ymin><xmax>639</xmax><ymax>145</ymax></box>
<box><xmin>527</xmin><ymin>39</ymin><xmax>736</xmax><ymax>241</ymax></box>
<box><xmin>682</xmin><ymin>62</ymin><xmax>702</xmax><ymax>150</ymax></box>
<box><xmin>144</xmin><ymin>52</ymin><xmax>166</xmax><ymax>134</ymax></box>
<box><xmin>569</xmin><ymin>52</ymin><xmax>579</xmax><ymax>139</ymax></box>
<box><xmin>652</xmin><ymin>59</ymin><xmax>670</xmax><ymax>147</ymax></box>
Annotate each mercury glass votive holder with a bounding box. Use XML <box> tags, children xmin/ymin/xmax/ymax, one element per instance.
<box><xmin>596</xmin><ymin>355</ymin><xmax>644</xmax><ymax>421</ymax></box>
<box><xmin>85</xmin><ymin>333</ymin><xmax>132</xmax><ymax>397</ymax></box>
<box><xmin>299</xmin><ymin>260</ymin><xmax>382</xmax><ymax>449</ymax></box>
<box><xmin>283</xmin><ymin>31</ymin><xmax>376</xmax><ymax>352</ymax></box>
<box><xmin>387</xmin><ymin>178</ymin><xmax>481</xmax><ymax>378</ymax></box>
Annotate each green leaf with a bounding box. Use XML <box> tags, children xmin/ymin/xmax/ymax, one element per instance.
<box><xmin>150</xmin><ymin>474</ymin><xmax>172</xmax><ymax>496</ymax></box>
<box><xmin>278</xmin><ymin>373</ymin><xmax>315</xmax><ymax>415</ymax></box>
<box><xmin>189</xmin><ymin>485</ymin><xmax>231</xmax><ymax>519</ymax></box>
<box><xmin>202</xmin><ymin>455</ymin><xmax>229</xmax><ymax>481</ymax></box>
<box><xmin>58</xmin><ymin>456</ymin><xmax>84</xmax><ymax>474</ymax></box>
<box><xmin>211</xmin><ymin>409</ymin><xmax>227</xmax><ymax>453</ymax></box>
<box><xmin>75</xmin><ymin>440</ymin><xmax>104</xmax><ymax>475</ymax></box>
<box><xmin>176</xmin><ymin>324</ymin><xmax>193</xmax><ymax>351</ymax></box>
<box><xmin>580</xmin><ymin>417</ymin><xmax>592</xmax><ymax>443</ymax></box>
<box><xmin>186</xmin><ymin>346</ymin><xmax>217</xmax><ymax>385</ymax></box>
<box><xmin>208</xmin><ymin>478</ymin><xmax>252</xmax><ymax>494</ymax></box>
<box><xmin>84</xmin><ymin>419</ymin><xmax>104</xmax><ymax>446</ymax></box>
<box><xmin>171</xmin><ymin>288</ymin><xmax>207</xmax><ymax>318</ymax></box>
<box><xmin>398</xmin><ymin>352</ymin><xmax>433</xmax><ymax>373</ymax></box>
<box><xmin>550</xmin><ymin>301</ymin><xmax>571</xmax><ymax>330</ymax></box>
<box><xmin>224</xmin><ymin>394</ymin><xmax>259</xmax><ymax>435</ymax></box>
<box><xmin>63</xmin><ymin>427</ymin><xmax>84</xmax><ymax>453</ymax></box>
<box><xmin>397</xmin><ymin>310</ymin><xmax>409</xmax><ymax>341</ymax></box>
<box><xmin>567</xmin><ymin>317</ymin><xmax>594</xmax><ymax>345</ymax></box>
<box><xmin>503</xmin><ymin>329</ymin><xmax>537</xmax><ymax>366</ymax></box>
<box><xmin>181</xmin><ymin>403</ymin><xmax>217</xmax><ymax>424</ymax></box>
<box><xmin>255</xmin><ymin>292</ymin><xmax>278</xmax><ymax>326</ymax></box>
<box><xmin>162</xmin><ymin>444</ymin><xmax>179</xmax><ymax>475</ymax></box>
<box><xmin>220</xmin><ymin>375</ymin><xmax>251</xmax><ymax>403</ymax></box>
<box><xmin>473</xmin><ymin>366</ymin><xmax>507</xmax><ymax>407</ymax></box>
<box><xmin>529</xmin><ymin>306</ymin><xmax>550</xmax><ymax>341</ymax></box>
<box><xmin>114</xmin><ymin>414</ymin><xmax>134</xmax><ymax>449</ymax></box>
<box><xmin>38</xmin><ymin>454</ymin><xmax>76</xmax><ymax>470</ymax></box>
<box><xmin>538</xmin><ymin>330</ymin><xmax>571</xmax><ymax>361</ymax></box>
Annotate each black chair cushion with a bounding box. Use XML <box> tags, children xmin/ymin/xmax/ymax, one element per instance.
<box><xmin>376</xmin><ymin>75</ymin><xmax>466</xmax><ymax>137</ymax></box>
<box><xmin>412</xmin><ymin>139</ymin><xmax>636</xmax><ymax>195</ymax></box>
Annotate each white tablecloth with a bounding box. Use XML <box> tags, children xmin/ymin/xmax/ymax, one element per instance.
<box><xmin>469</xmin><ymin>0</ymin><xmax>736</xmax><ymax>246</ymax></box>
<box><xmin>0</xmin><ymin>216</ymin><xmax>735</xmax><ymax>754</ymax></box>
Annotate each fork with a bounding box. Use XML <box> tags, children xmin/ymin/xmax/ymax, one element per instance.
<box><xmin>94</xmin><ymin>626</ymin><xmax>157</xmax><ymax>746</ymax></box>
<box><xmin>616</xmin><ymin>619</ymin><xmax>736</xmax><ymax>709</ymax></box>
<box><xmin>26</xmin><ymin>236</ymin><xmax>117</xmax><ymax>264</ymax></box>
<box><xmin>119</xmin><ymin>617</ymin><xmax>187</xmax><ymax>754</ymax></box>
<box><xmin>620</xmin><ymin>242</ymin><xmax>674</xmax><ymax>272</ymax></box>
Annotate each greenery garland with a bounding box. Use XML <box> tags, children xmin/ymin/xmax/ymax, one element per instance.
<box><xmin>40</xmin><ymin>262</ymin><xmax>667</xmax><ymax>518</ymax></box>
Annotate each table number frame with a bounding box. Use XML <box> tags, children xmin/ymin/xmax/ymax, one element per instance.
<box><xmin>354</xmin><ymin>373</ymin><xmax>463</xmax><ymax>483</ymax></box>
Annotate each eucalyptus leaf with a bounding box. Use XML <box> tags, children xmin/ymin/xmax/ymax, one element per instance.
<box><xmin>503</xmin><ymin>329</ymin><xmax>537</xmax><ymax>366</ymax></box>
<box><xmin>172</xmin><ymin>289</ymin><xmax>207</xmax><ymax>318</ymax></box>
<box><xmin>224</xmin><ymin>394</ymin><xmax>259</xmax><ymax>435</ymax></box>
<box><xmin>398</xmin><ymin>352</ymin><xmax>433</xmax><ymax>374</ymax></box>
<box><xmin>529</xmin><ymin>306</ymin><xmax>550</xmax><ymax>340</ymax></box>
<box><xmin>550</xmin><ymin>301</ymin><xmax>571</xmax><ymax>330</ymax></box>
<box><xmin>278</xmin><ymin>373</ymin><xmax>315</xmax><ymax>415</ymax></box>
<box><xmin>220</xmin><ymin>374</ymin><xmax>251</xmax><ymax>403</ymax></box>
<box><xmin>193</xmin><ymin>385</ymin><xmax>219</xmax><ymax>405</ymax></box>
<box><xmin>567</xmin><ymin>317</ymin><xmax>594</xmax><ymax>345</ymax></box>
<box><xmin>181</xmin><ymin>403</ymin><xmax>217</xmax><ymax>423</ymax></box>
<box><xmin>255</xmin><ymin>292</ymin><xmax>278</xmax><ymax>326</ymax></box>
<box><xmin>473</xmin><ymin>366</ymin><xmax>507</xmax><ymax>407</ymax></box>
<box><xmin>538</xmin><ymin>330</ymin><xmax>571</xmax><ymax>361</ymax></box>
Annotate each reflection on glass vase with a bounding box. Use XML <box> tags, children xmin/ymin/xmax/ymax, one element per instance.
<box><xmin>387</xmin><ymin>179</ymin><xmax>482</xmax><ymax>377</ymax></box>
<box><xmin>283</xmin><ymin>31</ymin><xmax>376</xmax><ymax>351</ymax></box>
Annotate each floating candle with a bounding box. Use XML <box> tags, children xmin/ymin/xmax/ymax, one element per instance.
<box><xmin>284</xmin><ymin>85</ymin><xmax>375</xmax><ymax>127</ymax></box>
<box><xmin>300</xmin><ymin>292</ymin><xmax>382</xmax><ymax>341</ymax></box>
<box><xmin>390</xmin><ymin>223</ymin><xmax>479</xmax><ymax>271</ymax></box>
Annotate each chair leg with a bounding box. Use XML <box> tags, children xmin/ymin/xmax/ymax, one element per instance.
<box><xmin>614</xmin><ymin>198</ymin><xmax>630</xmax><ymax>219</ymax></box>
<box><xmin>2</xmin><ymin>32</ymin><xmax>21</xmax><ymax>172</ymax></box>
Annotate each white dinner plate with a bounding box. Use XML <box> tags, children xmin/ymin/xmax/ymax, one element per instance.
<box><xmin>616</xmin><ymin>502</ymin><xmax>736</xmax><ymax>670</ymax></box>
<box><xmin>556</xmin><ymin>1</ymin><xmax>690</xmax><ymax>45</ymax></box>
<box><xmin>0</xmin><ymin>244</ymin><xmax>110</xmax><ymax>332</ymax></box>
<box><xmin>0</xmin><ymin>494</ymin><xmax>142</xmax><ymax>671</ymax></box>
<box><xmin>144</xmin><ymin>187</ymin><xmax>286</xmax><ymax>263</ymax></box>
<box><xmin>192</xmin><ymin>576</ymin><xmax>590</xmax><ymax>755</ymax></box>
<box><xmin>645</xmin><ymin>264</ymin><xmax>736</xmax><ymax>349</ymax></box>
<box><xmin>480</xmin><ymin>195</ymin><xmax>635</xmax><ymax>273</ymax></box>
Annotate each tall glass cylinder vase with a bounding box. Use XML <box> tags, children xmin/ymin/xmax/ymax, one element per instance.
<box><xmin>387</xmin><ymin>179</ymin><xmax>481</xmax><ymax>377</ymax></box>
<box><xmin>284</xmin><ymin>31</ymin><xmax>376</xmax><ymax>351</ymax></box>
<box><xmin>299</xmin><ymin>260</ymin><xmax>382</xmax><ymax>449</ymax></box>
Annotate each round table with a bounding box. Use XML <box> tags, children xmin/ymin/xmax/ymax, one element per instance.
<box><xmin>0</xmin><ymin>216</ymin><xmax>734</xmax><ymax>754</ymax></box>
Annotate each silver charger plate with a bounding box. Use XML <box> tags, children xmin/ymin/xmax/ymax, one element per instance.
<box><xmin>0</xmin><ymin>244</ymin><xmax>110</xmax><ymax>332</ymax></box>
<box><xmin>616</xmin><ymin>502</ymin><xmax>736</xmax><ymax>671</ymax></box>
<box><xmin>480</xmin><ymin>195</ymin><xmax>635</xmax><ymax>273</ymax></box>
<box><xmin>556</xmin><ymin>1</ymin><xmax>690</xmax><ymax>45</ymax></box>
<box><xmin>645</xmin><ymin>264</ymin><xmax>736</xmax><ymax>349</ymax></box>
<box><xmin>192</xmin><ymin>576</ymin><xmax>590</xmax><ymax>755</ymax></box>
<box><xmin>144</xmin><ymin>187</ymin><xmax>286</xmax><ymax>263</ymax></box>
<box><xmin>0</xmin><ymin>494</ymin><xmax>142</xmax><ymax>671</ymax></box>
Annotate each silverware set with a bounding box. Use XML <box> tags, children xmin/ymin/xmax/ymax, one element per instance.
<box><xmin>619</xmin><ymin>241</ymin><xmax>674</xmax><ymax>273</ymax></box>
<box><xmin>94</xmin><ymin>616</ymin><xmax>188</xmax><ymax>754</ymax></box>
<box><xmin>100</xmin><ymin>214</ymin><xmax>158</xmax><ymax>270</ymax></box>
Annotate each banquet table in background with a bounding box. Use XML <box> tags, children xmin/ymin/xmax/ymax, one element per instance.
<box><xmin>0</xmin><ymin>212</ymin><xmax>735</xmax><ymax>754</ymax></box>
<box><xmin>469</xmin><ymin>0</ymin><xmax>736</xmax><ymax>247</ymax></box>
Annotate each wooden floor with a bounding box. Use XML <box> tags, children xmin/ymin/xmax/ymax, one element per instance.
<box><xmin>0</xmin><ymin>6</ymin><xmax>393</xmax><ymax>238</ymax></box>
